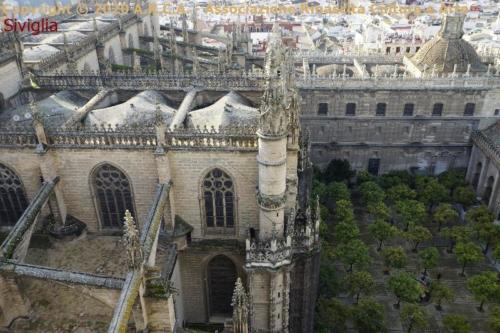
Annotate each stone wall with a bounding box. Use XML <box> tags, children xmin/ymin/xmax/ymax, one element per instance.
<box><xmin>299</xmin><ymin>89</ymin><xmax>490</xmax><ymax>117</ymax></box>
<box><xmin>299</xmin><ymin>88</ymin><xmax>489</xmax><ymax>173</ymax></box>
<box><xmin>104</xmin><ymin>35</ymin><xmax>125</xmax><ymax>65</ymax></box>
<box><xmin>76</xmin><ymin>49</ymin><xmax>100</xmax><ymax>72</ymax></box>
<box><xmin>0</xmin><ymin>148</ymin><xmax>267</xmax><ymax>234</ymax></box>
<box><xmin>168</xmin><ymin>150</ymin><xmax>260</xmax><ymax>240</ymax></box>
<box><xmin>466</xmin><ymin>145</ymin><xmax>500</xmax><ymax>218</ymax></box>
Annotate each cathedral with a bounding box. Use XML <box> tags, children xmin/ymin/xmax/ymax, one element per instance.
<box><xmin>0</xmin><ymin>4</ymin><xmax>498</xmax><ymax>332</ymax></box>
<box><xmin>0</xmin><ymin>10</ymin><xmax>319</xmax><ymax>333</ymax></box>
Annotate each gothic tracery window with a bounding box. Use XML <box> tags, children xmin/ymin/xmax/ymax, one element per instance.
<box><xmin>0</xmin><ymin>164</ymin><xmax>29</xmax><ymax>226</ymax></box>
<box><xmin>203</xmin><ymin>168</ymin><xmax>235</xmax><ymax>230</ymax></box>
<box><xmin>93</xmin><ymin>164</ymin><xmax>135</xmax><ymax>229</ymax></box>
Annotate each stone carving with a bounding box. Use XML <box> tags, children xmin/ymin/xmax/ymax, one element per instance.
<box><xmin>231</xmin><ymin>277</ymin><xmax>249</xmax><ymax>333</ymax></box>
<box><xmin>122</xmin><ymin>210</ymin><xmax>143</xmax><ymax>270</ymax></box>
<box><xmin>256</xmin><ymin>191</ymin><xmax>286</xmax><ymax>210</ymax></box>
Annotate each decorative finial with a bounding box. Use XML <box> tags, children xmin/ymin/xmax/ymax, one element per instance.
<box><xmin>122</xmin><ymin>210</ymin><xmax>142</xmax><ymax>269</ymax></box>
<box><xmin>231</xmin><ymin>277</ymin><xmax>249</xmax><ymax>333</ymax></box>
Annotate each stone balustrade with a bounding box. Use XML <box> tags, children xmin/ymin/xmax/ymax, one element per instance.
<box><xmin>0</xmin><ymin>124</ymin><xmax>259</xmax><ymax>151</ymax></box>
<box><xmin>245</xmin><ymin>235</ymin><xmax>293</xmax><ymax>269</ymax></box>
<box><xmin>0</xmin><ymin>128</ymin><xmax>37</xmax><ymax>147</ymax></box>
<box><xmin>32</xmin><ymin>69</ymin><xmax>500</xmax><ymax>91</ymax></box>
<box><xmin>33</xmin><ymin>70</ymin><xmax>268</xmax><ymax>91</ymax></box>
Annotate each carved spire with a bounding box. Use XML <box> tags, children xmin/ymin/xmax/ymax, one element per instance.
<box><xmin>182</xmin><ymin>14</ymin><xmax>188</xmax><ymax>42</ymax></box>
<box><xmin>122</xmin><ymin>210</ymin><xmax>143</xmax><ymax>270</ymax></box>
<box><xmin>192</xmin><ymin>47</ymin><xmax>199</xmax><ymax>75</ymax></box>
<box><xmin>29</xmin><ymin>94</ymin><xmax>48</xmax><ymax>152</ymax></box>
<box><xmin>231</xmin><ymin>277</ymin><xmax>249</xmax><ymax>333</ymax></box>
<box><xmin>133</xmin><ymin>51</ymin><xmax>141</xmax><ymax>72</ymax></box>
<box><xmin>153</xmin><ymin>22</ymin><xmax>162</xmax><ymax>71</ymax></box>
<box><xmin>191</xmin><ymin>1</ymin><xmax>198</xmax><ymax>32</ymax></box>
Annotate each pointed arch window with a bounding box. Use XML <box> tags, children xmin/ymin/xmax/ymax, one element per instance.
<box><xmin>0</xmin><ymin>164</ymin><xmax>29</xmax><ymax>226</ymax></box>
<box><xmin>203</xmin><ymin>169</ymin><xmax>235</xmax><ymax>230</ymax></box>
<box><xmin>93</xmin><ymin>164</ymin><xmax>135</xmax><ymax>229</ymax></box>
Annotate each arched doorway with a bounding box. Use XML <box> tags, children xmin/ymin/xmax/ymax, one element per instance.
<box><xmin>207</xmin><ymin>255</ymin><xmax>237</xmax><ymax>317</ymax></box>
<box><xmin>483</xmin><ymin>176</ymin><xmax>494</xmax><ymax>204</ymax></box>
<box><xmin>472</xmin><ymin>162</ymin><xmax>482</xmax><ymax>190</ymax></box>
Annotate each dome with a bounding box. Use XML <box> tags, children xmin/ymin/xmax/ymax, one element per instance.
<box><xmin>408</xmin><ymin>14</ymin><xmax>487</xmax><ymax>74</ymax></box>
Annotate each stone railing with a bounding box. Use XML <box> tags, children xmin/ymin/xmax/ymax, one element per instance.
<box><xmin>471</xmin><ymin>129</ymin><xmax>500</xmax><ymax>168</ymax></box>
<box><xmin>298</xmin><ymin>74</ymin><xmax>500</xmax><ymax>90</ymax></box>
<box><xmin>33</xmin><ymin>70</ymin><xmax>268</xmax><ymax>90</ymax></box>
<box><xmin>293</xmin><ymin>50</ymin><xmax>403</xmax><ymax>64</ymax></box>
<box><xmin>165</xmin><ymin>126</ymin><xmax>258</xmax><ymax>150</ymax></box>
<box><xmin>0</xmin><ymin>127</ymin><xmax>37</xmax><ymax>147</ymax></box>
<box><xmin>47</xmin><ymin>126</ymin><xmax>157</xmax><ymax>149</ymax></box>
<box><xmin>0</xmin><ymin>124</ymin><xmax>258</xmax><ymax>151</ymax></box>
<box><xmin>245</xmin><ymin>235</ymin><xmax>292</xmax><ymax>269</ymax></box>
<box><xmin>32</xmin><ymin>69</ymin><xmax>500</xmax><ymax>91</ymax></box>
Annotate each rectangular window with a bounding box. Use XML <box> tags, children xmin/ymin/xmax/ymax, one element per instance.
<box><xmin>376</xmin><ymin>103</ymin><xmax>386</xmax><ymax>116</ymax></box>
<box><xmin>318</xmin><ymin>103</ymin><xmax>328</xmax><ymax>115</ymax></box>
<box><xmin>396</xmin><ymin>46</ymin><xmax>401</xmax><ymax>53</ymax></box>
<box><xmin>368</xmin><ymin>158</ymin><xmax>380</xmax><ymax>176</ymax></box>
<box><xmin>386</xmin><ymin>47</ymin><xmax>391</xmax><ymax>54</ymax></box>
<box><xmin>403</xmin><ymin>103</ymin><xmax>414</xmax><ymax>116</ymax></box>
<box><xmin>464</xmin><ymin>103</ymin><xmax>475</xmax><ymax>116</ymax></box>
<box><xmin>345</xmin><ymin>103</ymin><xmax>356</xmax><ymax>116</ymax></box>
<box><xmin>406</xmin><ymin>47</ymin><xmax>411</xmax><ymax>53</ymax></box>
<box><xmin>432</xmin><ymin>103</ymin><xmax>443</xmax><ymax>116</ymax></box>
<box><xmin>495</xmin><ymin>109</ymin><xmax>500</xmax><ymax>116</ymax></box>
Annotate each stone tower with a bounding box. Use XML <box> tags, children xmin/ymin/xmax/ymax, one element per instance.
<box><xmin>244</xmin><ymin>22</ymin><xmax>320</xmax><ymax>333</ymax></box>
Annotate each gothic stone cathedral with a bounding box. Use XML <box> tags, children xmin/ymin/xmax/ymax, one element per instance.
<box><xmin>0</xmin><ymin>21</ymin><xmax>319</xmax><ymax>333</ymax></box>
<box><xmin>0</xmin><ymin>8</ymin><xmax>499</xmax><ymax>333</ymax></box>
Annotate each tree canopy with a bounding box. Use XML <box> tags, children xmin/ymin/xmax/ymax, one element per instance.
<box><xmin>315</xmin><ymin>297</ymin><xmax>350</xmax><ymax>332</ymax></box>
<box><xmin>367</xmin><ymin>201</ymin><xmax>391</xmax><ymax>222</ymax></box>
<box><xmin>360</xmin><ymin>181</ymin><xmax>386</xmax><ymax>206</ymax></box>
<box><xmin>388</xmin><ymin>272</ymin><xmax>424</xmax><ymax>307</ymax></box>
<box><xmin>321</xmin><ymin>159</ymin><xmax>355</xmax><ymax>183</ymax></box>
<box><xmin>369</xmin><ymin>219</ymin><xmax>397</xmax><ymax>251</ymax></box>
<box><xmin>442</xmin><ymin>314</ymin><xmax>471</xmax><ymax>333</ymax></box>
<box><xmin>352</xmin><ymin>298</ymin><xmax>386</xmax><ymax>333</ymax></box>
<box><xmin>334</xmin><ymin>221</ymin><xmax>360</xmax><ymax>244</ymax></box>
<box><xmin>335</xmin><ymin>239</ymin><xmax>371</xmax><ymax>272</ymax></box>
<box><xmin>395</xmin><ymin>199</ymin><xmax>426</xmax><ymax>229</ymax></box>
<box><xmin>433</xmin><ymin>203</ymin><xmax>459</xmax><ymax>231</ymax></box>
<box><xmin>382</xmin><ymin>246</ymin><xmax>407</xmax><ymax>272</ymax></box>
<box><xmin>404</xmin><ymin>225</ymin><xmax>432</xmax><ymax>252</ymax></box>
<box><xmin>418</xmin><ymin>247</ymin><xmax>439</xmax><ymax>275</ymax></box>
<box><xmin>455</xmin><ymin>242</ymin><xmax>483</xmax><ymax>276</ymax></box>
<box><xmin>452</xmin><ymin>186</ymin><xmax>476</xmax><ymax>208</ymax></box>
<box><xmin>466</xmin><ymin>205</ymin><xmax>494</xmax><ymax>226</ymax></box>
<box><xmin>419</xmin><ymin>179</ymin><xmax>449</xmax><ymax>211</ymax></box>
<box><xmin>400</xmin><ymin>304</ymin><xmax>428</xmax><ymax>333</ymax></box>
<box><xmin>387</xmin><ymin>184</ymin><xmax>417</xmax><ymax>203</ymax></box>
<box><xmin>343</xmin><ymin>271</ymin><xmax>374</xmax><ymax>303</ymax></box>
<box><xmin>333</xmin><ymin>199</ymin><xmax>355</xmax><ymax>223</ymax></box>
<box><xmin>489</xmin><ymin>306</ymin><xmax>500</xmax><ymax>333</ymax></box>
<box><xmin>430</xmin><ymin>282</ymin><xmax>455</xmax><ymax>310</ymax></box>
<box><xmin>467</xmin><ymin>271</ymin><xmax>500</xmax><ymax>311</ymax></box>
